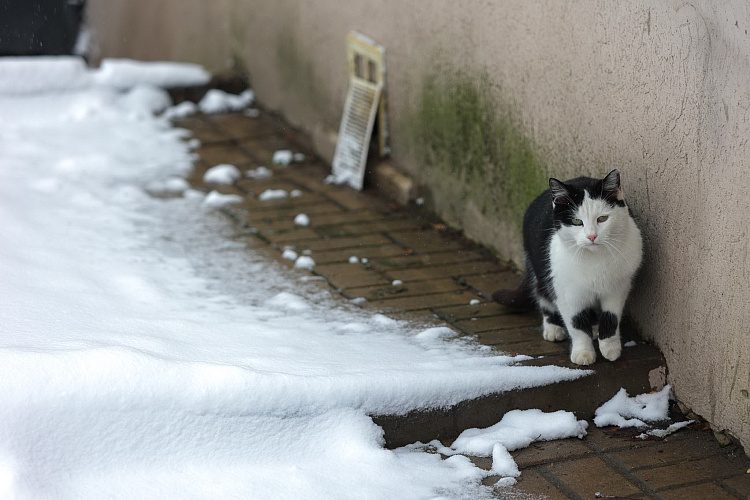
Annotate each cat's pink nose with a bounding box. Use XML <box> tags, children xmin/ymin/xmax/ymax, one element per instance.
<box><xmin>587</xmin><ymin>234</ymin><xmax>597</xmax><ymax>242</ymax></box>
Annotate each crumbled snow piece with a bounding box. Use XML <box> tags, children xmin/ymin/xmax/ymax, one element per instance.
<box><xmin>294</xmin><ymin>214</ymin><xmax>310</xmax><ymax>227</ymax></box>
<box><xmin>372</xmin><ymin>314</ymin><xmax>396</xmax><ymax>326</ymax></box>
<box><xmin>94</xmin><ymin>58</ymin><xmax>211</xmax><ymax>89</ymax></box>
<box><xmin>203</xmin><ymin>190</ymin><xmax>243</xmax><ymax>208</ymax></box>
<box><xmin>469</xmin><ymin>299</ymin><xmax>481</xmax><ymax>305</ymax></box>
<box><xmin>245</xmin><ymin>166</ymin><xmax>272</xmax><ymax>179</ymax></box>
<box><xmin>350</xmin><ymin>297</ymin><xmax>367</xmax><ymax>305</ymax></box>
<box><xmin>290</xmin><ymin>189</ymin><xmax>303</xmax><ymax>198</ymax></box>
<box><xmin>451</xmin><ymin>409</ymin><xmax>589</xmax><ymax>456</ymax></box>
<box><xmin>302</xmin><ymin>249</ymin><xmax>313</xmax><ymax>256</ymax></box>
<box><xmin>281</xmin><ymin>249</ymin><xmax>298</xmax><ymax>261</ymax></box>
<box><xmin>491</xmin><ymin>443</ymin><xmax>520</xmax><ymax>478</ymax></box>
<box><xmin>392</xmin><ymin>280</ymin><xmax>403</xmax><ymax>286</ymax></box>
<box><xmin>265</xmin><ymin>292</ymin><xmax>310</xmax><ymax>312</ymax></box>
<box><xmin>324</xmin><ymin>174</ymin><xmax>348</xmax><ymax>185</ymax></box>
<box><xmin>243</xmin><ymin>108</ymin><xmax>261</xmax><ymax>118</ymax></box>
<box><xmin>637</xmin><ymin>420</ymin><xmax>694</xmax><ymax>439</ymax></box>
<box><xmin>594</xmin><ymin>385</ymin><xmax>671</xmax><ymax>428</ymax></box>
<box><xmin>203</xmin><ymin>164</ymin><xmax>241</xmax><ymax>185</ymax></box>
<box><xmin>272</xmin><ymin>150</ymin><xmax>294</xmax><ymax>166</ymax></box>
<box><xmin>293</xmin><ymin>153</ymin><xmax>306</xmax><ymax>163</ymax></box>
<box><xmin>416</xmin><ymin>197</ymin><xmax>425</xmax><ymax>206</ymax></box>
<box><xmin>119</xmin><ymin>85</ymin><xmax>172</xmax><ymax>116</ymax></box>
<box><xmin>494</xmin><ymin>477</ymin><xmax>518</xmax><ymax>488</ymax></box>
<box><xmin>187</xmin><ymin>138</ymin><xmax>201</xmax><ymax>149</ymax></box>
<box><xmin>163</xmin><ymin>100</ymin><xmax>198</xmax><ymax>120</ymax></box>
<box><xmin>348</xmin><ymin>256</ymin><xmax>360</xmax><ymax>264</ymax></box>
<box><xmin>624</xmin><ymin>340</ymin><xmax>637</xmax><ymax>347</ymax></box>
<box><xmin>258</xmin><ymin>189</ymin><xmax>288</xmax><ymax>201</ymax></box>
<box><xmin>416</xmin><ymin>327</ymin><xmax>458</xmax><ymax>341</ymax></box>
<box><xmin>147</xmin><ymin>177</ymin><xmax>189</xmax><ymax>194</ymax></box>
<box><xmin>361</xmin><ymin>258</ymin><xmax>369</xmax><ymax>264</ymax></box>
<box><xmin>198</xmin><ymin>89</ymin><xmax>255</xmax><ymax>114</ymax></box>
<box><xmin>294</xmin><ymin>256</ymin><xmax>316</xmax><ymax>270</ymax></box>
<box><xmin>183</xmin><ymin>188</ymin><xmax>206</xmax><ymax>200</ymax></box>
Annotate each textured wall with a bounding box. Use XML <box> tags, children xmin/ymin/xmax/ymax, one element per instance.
<box><xmin>90</xmin><ymin>0</ymin><xmax>750</xmax><ymax>451</ymax></box>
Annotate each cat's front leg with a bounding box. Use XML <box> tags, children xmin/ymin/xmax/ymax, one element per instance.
<box><xmin>561</xmin><ymin>306</ymin><xmax>598</xmax><ymax>365</ymax></box>
<box><xmin>597</xmin><ymin>292</ymin><xmax>628</xmax><ymax>361</ymax></box>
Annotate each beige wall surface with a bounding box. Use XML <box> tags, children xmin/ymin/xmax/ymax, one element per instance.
<box><xmin>90</xmin><ymin>1</ymin><xmax>750</xmax><ymax>451</ymax></box>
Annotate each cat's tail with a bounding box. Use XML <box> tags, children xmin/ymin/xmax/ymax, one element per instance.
<box><xmin>490</xmin><ymin>269</ymin><xmax>535</xmax><ymax>311</ymax></box>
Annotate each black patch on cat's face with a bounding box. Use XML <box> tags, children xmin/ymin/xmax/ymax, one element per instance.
<box><xmin>572</xmin><ymin>307</ymin><xmax>598</xmax><ymax>336</ymax></box>
<box><xmin>549</xmin><ymin>171</ymin><xmax>626</xmax><ymax>227</ymax></box>
<box><xmin>598</xmin><ymin>311</ymin><xmax>619</xmax><ymax>339</ymax></box>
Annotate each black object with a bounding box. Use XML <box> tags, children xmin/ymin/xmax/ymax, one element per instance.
<box><xmin>0</xmin><ymin>0</ymin><xmax>85</xmax><ymax>56</ymax></box>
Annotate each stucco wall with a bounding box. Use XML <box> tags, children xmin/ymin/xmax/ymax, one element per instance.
<box><xmin>89</xmin><ymin>0</ymin><xmax>750</xmax><ymax>451</ymax></box>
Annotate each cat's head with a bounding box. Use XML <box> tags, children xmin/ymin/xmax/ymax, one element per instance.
<box><xmin>549</xmin><ymin>169</ymin><xmax>628</xmax><ymax>252</ymax></box>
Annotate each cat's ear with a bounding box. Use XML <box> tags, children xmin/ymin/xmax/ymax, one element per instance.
<box><xmin>549</xmin><ymin>178</ymin><xmax>569</xmax><ymax>205</ymax></box>
<box><xmin>602</xmin><ymin>169</ymin><xmax>623</xmax><ymax>201</ymax></box>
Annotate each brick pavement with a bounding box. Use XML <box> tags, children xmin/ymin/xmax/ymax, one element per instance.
<box><xmin>174</xmin><ymin>109</ymin><xmax>750</xmax><ymax>499</ymax></box>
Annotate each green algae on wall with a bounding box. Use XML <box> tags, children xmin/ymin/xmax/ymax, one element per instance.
<box><xmin>412</xmin><ymin>68</ymin><xmax>547</xmax><ymax>229</ymax></box>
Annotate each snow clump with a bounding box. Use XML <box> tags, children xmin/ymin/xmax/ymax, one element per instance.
<box><xmin>594</xmin><ymin>385</ymin><xmax>671</xmax><ymax>428</ymax></box>
<box><xmin>348</xmin><ymin>256</ymin><xmax>359</xmax><ymax>264</ymax></box>
<box><xmin>258</xmin><ymin>189</ymin><xmax>288</xmax><ymax>201</ymax></box>
<box><xmin>294</xmin><ymin>255</ymin><xmax>316</xmax><ymax>270</ymax></box>
<box><xmin>272</xmin><ymin>149</ymin><xmax>294</xmax><ymax>166</ymax></box>
<box><xmin>281</xmin><ymin>248</ymin><xmax>298</xmax><ymax>261</ymax></box>
<box><xmin>245</xmin><ymin>166</ymin><xmax>273</xmax><ymax>179</ymax></box>
<box><xmin>198</xmin><ymin>89</ymin><xmax>255</xmax><ymax>114</ymax></box>
<box><xmin>203</xmin><ymin>190</ymin><xmax>243</xmax><ymax>208</ymax></box>
<box><xmin>294</xmin><ymin>214</ymin><xmax>310</xmax><ymax>227</ymax></box>
<box><xmin>203</xmin><ymin>164</ymin><xmax>241</xmax><ymax>185</ymax></box>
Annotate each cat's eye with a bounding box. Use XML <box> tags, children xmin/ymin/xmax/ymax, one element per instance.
<box><xmin>571</xmin><ymin>218</ymin><xmax>583</xmax><ymax>226</ymax></box>
<box><xmin>597</xmin><ymin>215</ymin><xmax>609</xmax><ymax>223</ymax></box>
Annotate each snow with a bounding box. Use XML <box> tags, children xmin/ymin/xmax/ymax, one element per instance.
<box><xmin>594</xmin><ymin>386</ymin><xmax>671</xmax><ymax>428</ymax></box>
<box><xmin>244</xmin><ymin>108</ymin><xmax>261</xmax><ymax>118</ymax></box>
<box><xmin>0</xmin><ymin>57</ymin><xmax>591</xmax><ymax>500</ymax></box>
<box><xmin>281</xmin><ymin>249</ymin><xmax>299</xmax><ymax>261</ymax></box>
<box><xmin>246</xmin><ymin>166</ymin><xmax>273</xmax><ymax>179</ymax></box>
<box><xmin>94</xmin><ymin>58</ymin><xmax>211</xmax><ymax>89</ymax></box>
<box><xmin>259</xmin><ymin>189</ymin><xmax>289</xmax><ymax>201</ymax></box>
<box><xmin>349</xmin><ymin>256</ymin><xmax>360</xmax><ymax>264</ymax></box>
<box><xmin>162</xmin><ymin>100</ymin><xmax>198</xmax><ymax>120</ymax></box>
<box><xmin>392</xmin><ymin>279</ymin><xmax>404</xmax><ymax>286</ymax></box>
<box><xmin>203</xmin><ymin>190</ymin><xmax>243</xmax><ymax>208</ymax></box>
<box><xmin>415</xmin><ymin>327</ymin><xmax>459</xmax><ymax>341</ymax></box>
<box><xmin>451</xmin><ymin>409</ymin><xmax>589</xmax><ymax>457</ymax></box>
<box><xmin>294</xmin><ymin>255</ymin><xmax>316</xmax><ymax>270</ymax></box>
<box><xmin>637</xmin><ymin>420</ymin><xmax>694</xmax><ymax>439</ymax></box>
<box><xmin>198</xmin><ymin>89</ymin><xmax>255</xmax><ymax>114</ymax></box>
<box><xmin>469</xmin><ymin>299</ymin><xmax>481</xmax><ymax>305</ymax></box>
<box><xmin>272</xmin><ymin>149</ymin><xmax>294</xmax><ymax>165</ymax></box>
<box><xmin>290</xmin><ymin>189</ymin><xmax>303</xmax><ymax>198</ymax></box>
<box><xmin>203</xmin><ymin>164</ymin><xmax>242</xmax><ymax>184</ymax></box>
<box><xmin>624</xmin><ymin>340</ymin><xmax>637</xmax><ymax>348</ymax></box>
<box><xmin>294</xmin><ymin>213</ymin><xmax>310</xmax><ymax>226</ymax></box>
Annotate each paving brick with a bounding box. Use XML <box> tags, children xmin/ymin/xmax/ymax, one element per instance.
<box><xmin>262</xmin><ymin>228</ymin><xmax>321</xmax><ymax>244</ymax></box>
<box><xmin>635</xmin><ymin>454</ymin><xmax>750</xmax><ymax>491</ymax></box>
<box><xmin>359</xmin><ymin>290</ymin><xmax>477</xmax><ymax>312</ymax></box>
<box><xmin>455</xmin><ymin>313</ymin><xmax>539</xmax><ymax>333</ymax></box>
<box><xmin>660</xmin><ymin>482</ymin><xmax>739</xmax><ymax>499</ymax></box>
<box><xmin>239</xmin><ymin>135</ymin><xmax>299</xmax><ymax>164</ymax></box>
<box><xmin>235</xmin><ymin>193</ymin><xmax>330</xmax><ymax>212</ymax></box>
<box><xmin>511</xmin><ymin>438</ymin><xmax>592</xmax><ymax>469</ymax></box>
<box><xmin>316</xmin><ymin>218</ymin><xmax>422</xmax><ymax>238</ymax></box>
<box><xmin>235</xmin><ymin>178</ymin><xmax>303</xmax><ymax>196</ymax></box>
<box><xmin>388</xmin><ymin>230</ymin><xmax>465</xmax><ymax>253</ymax></box>
<box><xmin>488</xmin><ymin>339</ymin><xmax>569</xmax><ymax>357</ymax></box>
<box><xmin>463</xmin><ymin>272</ymin><xmax>522</xmax><ymax>298</ymax></box>
<box><xmin>583</xmin><ymin>425</ymin><xmax>666</xmax><ymax>453</ymax></box>
<box><xmin>207</xmin><ymin>112</ymin><xmax>289</xmax><ymax>140</ymax></box>
<box><xmin>302</xmin><ymin>234</ymin><xmax>394</xmax><ymax>252</ymax></box>
<box><xmin>196</xmin><ymin>143</ymin><xmax>255</xmax><ymax>167</ymax></box>
<box><xmin>489</xmin><ymin>469</ymin><xmax>569</xmax><ymax>499</ymax></box>
<box><xmin>230</xmin><ymin>202</ymin><xmax>343</xmax><ymax>223</ymax></box>
<box><xmin>385</xmin><ymin>260</ymin><xmax>504</xmax><ymax>283</ymax></box>
<box><xmin>173</xmin><ymin>115</ymin><xmax>228</xmax><ymax>143</ymax></box>
<box><xmin>434</xmin><ymin>302</ymin><xmax>520</xmax><ymax>321</ymax></box>
<box><xmin>610</xmin><ymin>430</ymin><xmax>725</xmax><ymax>469</ymax></box>
<box><xmin>720</xmin><ymin>473</ymin><xmax>750</xmax><ymax>497</ymax></box>
<box><xmin>323</xmin><ymin>187</ymin><xmax>393</xmax><ymax>211</ymax></box>
<box><xmin>313</xmin><ymin>263</ymin><xmax>390</xmax><ymax>289</ymax></box>
<box><xmin>344</xmin><ymin>278</ymin><xmax>463</xmax><ymax>300</ymax></box>
<box><xmin>471</xmin><ymin>327</ymin><xmax>543</xmax><ymax>345</ymax></box>
<box><xmin>303</xmin><ymin>211</ymin><xmax>386</xmax><ymax>227</ymax></box>
<box><xmin>546</xmin><ymin>456</ymin><xmax>643</xmax><ymax>498</ymax></box>
<box><xmin>369</xmin><ymin>249</ymin><xmax>487</xmax><ymax>271</ymax></box>
<box><xmin>309</xmin><ymin>244</ymin><xmax>413</xmax><ymax>265</ymax></box>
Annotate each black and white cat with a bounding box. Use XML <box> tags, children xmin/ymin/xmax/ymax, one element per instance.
<box><xmin>495</xmin><ymin>169</ymin><xmax>642</xmax><ymax>365</ymax></box>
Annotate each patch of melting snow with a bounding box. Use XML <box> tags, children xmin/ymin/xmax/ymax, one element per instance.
<box><xmin>258</xmin><ymin>189</ymin><xmax>288</xmax><ymax>201</ymax></box>
<box><xmin>203</xmin><ymin>164</ymin><xmax>241</xmax><ymax>185</ymax></box>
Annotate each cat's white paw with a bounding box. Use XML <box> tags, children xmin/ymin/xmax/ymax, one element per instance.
<box><xmin>570</xmin><ymin>348</ymin><xmax>597</xmax><ymax>365</ymax></box>
<box><xmin>543</xmin><ymin>323</ymin><xmax>567</xmax><ymax>342</ymax></box>
<box><xmin>599</xmin><ymin>337</ymin><xmax>622</xmax><ymax>361</ymax></box>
